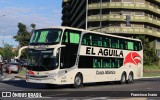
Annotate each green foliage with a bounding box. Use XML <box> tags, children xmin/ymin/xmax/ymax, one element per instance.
<box><xmin>144</xmin><ymin>65</ymin><xmax>160</xmax><ymax>70</ymax></box>
<box><xmin>136</xmin><ymin>35</ymin><xmax>159</xmax><ymax>66</ymax></box>
<box><xmin>13</xmin><ymin>23</ymin><xmax>36</xmax><ymax>47</ymax></box>
<box><xmin>143</xmin><ymin>73</ymin><xmax>160</xmax><ymax>77</ymax></box>
<box><xmin>0</xmin><ymin>44</ymin><xmax>16</xmax><ymax>60</ymax></box>
<box><xmin>13</xmin><ymin>23</ymin><xmax>36</xmax><ymax>58</ymax></box>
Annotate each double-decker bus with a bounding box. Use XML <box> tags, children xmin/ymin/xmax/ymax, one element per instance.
<box><xmin>18</xmin><ymin>26</ymin><xmax>143</xmax><ymax>88</ymax></box>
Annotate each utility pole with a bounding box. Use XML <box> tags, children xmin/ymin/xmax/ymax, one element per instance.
<box><xmin>100</xmin><ymin>0</ymin><xmax>102</xmax><ymax>33</ymax></box>
<box><xmin>86</xmin><ymin>0</ymin><xmax>88</xmax><ymax>30</ymax></box>
<box><xmin>0</xmin><ymin>15</ymin><xmax>5</xmax><ymax>47</ymax></box>
<box><xmin>1</xmin><ymin>30</ymin><xmax>4</xmax><ymax>47</ymax></box>
<box><xmin>126</xmin><ymin>15</ymin><xmax>131</xmax><ymax>26</ymax></box>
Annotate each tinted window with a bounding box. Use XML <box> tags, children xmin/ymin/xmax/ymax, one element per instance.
<box><xmin>111</xmin><ymin>38</ymin><xmax>119</xmax><ymax>48</ymax></box>
<box><xmin>82</xmin><ymin>33</ymin><xmax>142</xmax><ymax>51</ymax></box>
<box><xmin>92</xmin><ymin>35</ymin><xmax>102</xmax><ymax>46</ymax></box>
<box><xmin>102</xmin><ymin>37</ymin><xmax>111</xmax><ymax>48</ymax></box>
<box><xmin>30</xmin><ymin>29</ymin><xmax>62</xmax><ymax>45</ymax></box>
<box><xmin>127</xmin><ymin>41</ymin><xmax>134</xmax><ymax>50</ymax></box>
<box><xmin>79</xmin><ymin>56</ymin><xmax>124</xmax><ymax>68</ymax></box>
<box><xmin>62</xmin><ymin>29</ymin><xmax>81</xmax><ymax>44</ymax></box>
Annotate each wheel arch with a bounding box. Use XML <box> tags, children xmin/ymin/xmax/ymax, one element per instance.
<box><xmin>122</xmin><ymin>71</ymin><xmax>127</xmax><ymax>79</ymax></box>
<box><xmin>76</xmin><ymin>72</ymin><xmax>83</xmax><ymax>80</ymax></box>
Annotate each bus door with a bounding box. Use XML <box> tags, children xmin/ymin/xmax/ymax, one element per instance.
<box><xmin>59</xmin><ymin>29</ymin><xmax>81</xmax><ymax>76</ymax></box>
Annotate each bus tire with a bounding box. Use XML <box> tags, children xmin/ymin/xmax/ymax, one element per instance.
<box><xmin>127</xmin><ymin>72</ymin><xmax>133</xmax><ymax>84</ymax></box>
<box><xmin>73</xmin><ymin>73</ymin><xmax>83</xmax><ymax>88</ymax></box>
<box><xmin>120</xmin><ymin>72</ymin><xmax>126</xmax><ymax>84</ymax></box>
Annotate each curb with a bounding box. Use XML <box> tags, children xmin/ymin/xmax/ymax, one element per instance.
<box><xmin>142</xmin><ymin>76</ymin><xmax>160</xmax><ymax>79</ymax></box>
<box><xmin>15</xmin><ymin>75</ymin><xmax>26</xmax><ymax>79</ymax></box>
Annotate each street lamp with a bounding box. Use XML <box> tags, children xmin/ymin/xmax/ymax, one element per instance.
<box><xmin>0</xmin><ymin>15</ymin><xmax>6</xmax><ymax>47</ymax></box>
<box><xmin>126</xmin><ymin>15</ymin><xmax>131</xmax><ymax>26</ymax></box>
<box><xmin>100</xmin><ymin>0</ymin><xmax>102</xmax><ymax>33</ymax></box>
<box><xmin>86</xmin><ymin>0</ymin><xmax>88</xmax><ymax>30</ymax></box>
<box><xmin>1</xmin><ymin>30</ymin><xmax>4</xmax><ymax>46</ymax></box>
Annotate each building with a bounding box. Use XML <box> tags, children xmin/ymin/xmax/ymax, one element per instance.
<box><xmin>62</xmin><ymin>0</ymin><xmax>160</xmax><ymax>57</ymax></box>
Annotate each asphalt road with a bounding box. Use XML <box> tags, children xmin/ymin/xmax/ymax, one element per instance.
<box><xmin>0</xmin><ymin>72</ymin><xmax>160</xmax><ymax>99</ymax></box>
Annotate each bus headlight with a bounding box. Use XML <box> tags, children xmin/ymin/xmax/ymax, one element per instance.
<box><xmin>48</xmin><ymin>73</ymin><xmax>56</xmax><ymax>77</ymax></box>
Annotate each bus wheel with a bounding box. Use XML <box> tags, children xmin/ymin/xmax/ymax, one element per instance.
<box><xmin>73</xmin><ymin>73</ymin><xmax>83</xmax><ymax>88</ymax></box>
<box><xmin>127</xmin><ymin>72</ymin><xmax>133</xmax><ymax>84</ymax></box>
<box><xmin>120</xmin><ymin>73</ymin><xmax>126</xmax><ymax>84</ymax></box>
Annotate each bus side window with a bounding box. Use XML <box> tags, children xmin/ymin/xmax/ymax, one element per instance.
<box><xmin>127</xmin><ymin>41</ymin><xmax>134</xmax><ymax>50</ymax></box>
<box><xmin>114</xmin><ymin>59</ymin><xmax>119</xmax><ymax>68</ymax></box>
<box><xmin>111</xmin><ymin>59</ymin><xmax>115</xmax><ymax>68</ymax></box>
<box><xmin>102</xmin><ymin>60</ymin><xmax>106</xmax><ymax>68</ymax></box>
<box><xmin>92</xmin><ymin>35</ymin><xmax>102</xmax><ymax>47</ymax></box>
<box><xmin>103</xmin><ymin>59</ymin><xmax>110</xmax><ymax>68</ymax></box>
<box><xmin>93</xmin><ymin>59</ymin><xmax>101</xmax><ymax>68</ymax></box>
<box><xmin>134</xmin><ymin>41</ymin><xmax>141</xmax><ymax>51</ymax></box>
<box><xmin>103</xmin><ymin>37</ymin><xmax>111</xmax><ymax>48</ymax></box>
<box><xmin>70</xmin><ymin>32</ymin><xmax>80</xmax><ymax>44</ymax></box>
<box><xmin>55</xmin><ymin>31</ymin><xmax>62</xmax><ymax>42</ymax></box>
<box><xmin>114</xmin><ymin>58</ymin><xmax>123</xmax><ymax>68</ymax></box>
<box><xmin>82</xmin><ymin>34</ymin><xmax>92</xmax><ymax>46</ymax></box>
<box><xmin>111</xmin><ymin>38</ymin><xmax>119</xmax><ymax>49</ymax></box>
<box><xmin>62</xmin><ymin>32</ymin><xmax>69</xmax><ymax>43</ymax></box>
<box><xmin>119</xmin><ymin>39</ymin><xmax>126</xmax><ymax>49</ymax></box>
<box><xmin>82</xmin><ymin>38</ymin><xmax>87</xmax><ymax>45</ymax></box>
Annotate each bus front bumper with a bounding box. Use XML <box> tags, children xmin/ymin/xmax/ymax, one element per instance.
<box><xmin>26</xmin><ymin>77</ymin><xmax>55</xmax><ymax>84</ymax></box>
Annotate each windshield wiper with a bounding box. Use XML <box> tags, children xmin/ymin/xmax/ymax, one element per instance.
<box><xmin>41</xmin><ymin>65</ymin><xmax>49</xmax><ymax>71</ymax></box>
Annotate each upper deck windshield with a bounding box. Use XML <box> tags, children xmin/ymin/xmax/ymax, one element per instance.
<box><xmin>30</xmin><ymin>29</ymin><xmax>62</xmax><ymax>45</ymax></box>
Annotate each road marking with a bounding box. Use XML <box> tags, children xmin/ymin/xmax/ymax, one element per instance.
<box><xmin>142</xmin><ymin>76</ymin><xmax>160</xmax><ymax>78</ymax></box>
<box><xmin>14</xmin><ymin>78</ymin><xmax>21</xmax><ymax>80</ymax></box>
<box><xmin>0</xmin><ymin>88</ymin><xmax>6</xmax><ymax>90</ymax></box>
<box><xmin>146</xmin><ymin>88</ymin><xmax>152</xmax><ymax>90</ymax></box>
<box><xmin>11</xmin><ymin>90</ymin><xmax>25</xmax><ymax>91</ymax></box>
<box><xmin>84</xmin><ymin>97</ymin><xmax>109</xmax><ymax>100</ymax></box>
<box><xmin>122</xmin><ymin>98</ymin><xmax>147</xmax><ymax>100</ymax></box>
<box><xmin>25</xmin><ymin>97</ymin><xmax>52</xmax><ymax>99</ymax></box>
<box><xmin>44</xmin><ymin>93</ymin><xmax>69</xmax><ymax>97</ymax></box>
<box><xmin>1</xmin><ymin>78</ymin><xmax>12</xmax><ymax>81</ymax></box>
<box><xmin>1</xmin><ymin>77</ymin><xmax>23</xmax><ymax>81</ymax></box>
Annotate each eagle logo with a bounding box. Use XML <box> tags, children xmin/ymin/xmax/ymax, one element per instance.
<box><xmin>28</xmin><ymin>70</ymin><xmax>34</xmax><ymax>75</ymax></box>
<box><xmin>124</xmin><ymin>52</ymin><xmax>142</xmax><ymax>65</ymax></box>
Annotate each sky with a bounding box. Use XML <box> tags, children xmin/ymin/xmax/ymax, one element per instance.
<box><xmin>0</xmin><ymin>0</ymin><xmax>62</xmax><ymax>47</ymax></box>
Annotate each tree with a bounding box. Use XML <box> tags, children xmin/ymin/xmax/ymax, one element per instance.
<box><xmin>30</xmin><ymin>23</ymin><xmax>36</xmax><ymax>34</ymax></box>
<box><xmin>0</xmin><ymin>44</ymin><xmax>16</xmax><ymax>61</ymax></box>
<box><xmin>136</xmin><ymin>35</ymin><xmax>159</xmax><ymax>65</ymax></box>
<box><xmin>13</xmin><ymin>23</ymin><xmax>36</xmax><ymax>47</ymax></box>
<box><xmin>13</xmin><ymin>23</ymin><xmax>36</xmax><ymax>58</ymax></box>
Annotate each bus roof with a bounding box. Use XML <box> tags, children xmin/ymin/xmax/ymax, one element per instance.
<box><xmin>35</xmin><ymin>26</ymin><xmax>141</xmax><ymax>42</ymax></box>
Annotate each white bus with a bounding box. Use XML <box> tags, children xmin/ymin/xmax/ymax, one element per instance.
<box><xmin>20</xmin><ymin>26</ymin><xmax>143</xmax><ymax>88</ymax></box>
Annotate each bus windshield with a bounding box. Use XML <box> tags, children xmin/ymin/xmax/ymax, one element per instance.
<box><xmin>30</xmin><ymin>29</ymin><xmax>62</xmax><ymax>45</ymax></box>
<box><xmin>27</xmin><ymin>50</ymin><xmax>58</xmax><ymax>71</ymax></box>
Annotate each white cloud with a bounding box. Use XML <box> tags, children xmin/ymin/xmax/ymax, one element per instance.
<box><xmin>0</xmin><ymin>35</ymin><xmax>13</xmax><ymax>38</ymax></box>
<box><xmin>0</xmin><ymin>1</ymin><xmax>62</xmax><ymax>47</ymax></box>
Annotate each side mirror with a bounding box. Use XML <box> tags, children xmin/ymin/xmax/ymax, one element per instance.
<box><xmin>61</xmin><ymin>63</ymin><xmax>63</xmax><ymax>67</ymax></box>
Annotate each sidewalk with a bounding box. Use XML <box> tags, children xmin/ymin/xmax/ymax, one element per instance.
<box><xmin>15</xmin><ymin>67</ymin><xmax>26</xmax><ymax>79</ymax></box>
<box><xmin>142</xmin><ymin>76</ymin><xmax>160</xmax><ymax>79</ymax></box>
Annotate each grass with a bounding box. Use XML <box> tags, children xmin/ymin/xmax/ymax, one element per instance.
<box><xmin>17</xmin><ymin>68</ymin><xmax>26</xmax><ymax>78</ymax></box>
<box><xmin>143</xmin><ymin>72</ymin><xmax>160</xmax><ymax>77</ymax></box>
<box><xmin>143</xmin><ymin>65</ymin><xmax>160</xmax><ymax>77</ymax></box>
<box><xmin>144</xmin><ymin>65</ymin><xmax>160</xmax><ymax>70</ymax></box>
<box><xmin>144</xmin><ymin>65</ymin><xmax>160</xmax><ymax>72</ymax></box>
